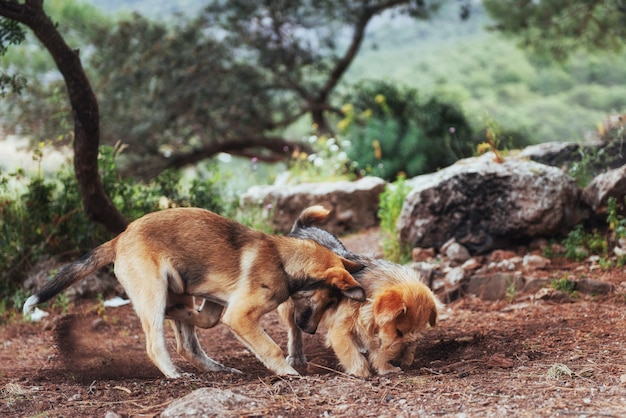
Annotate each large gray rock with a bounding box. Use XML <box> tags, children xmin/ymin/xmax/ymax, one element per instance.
<box><xmin>582</xmin><ymin>164</ymin><xmax>626</xmax><ymax>210</ymax></box>
<box><xmin>241</xmin><ymin>176</ymin><xmax>386</xmax><ymax>234</ymax></box>
<box><xmin>517</xmin><ymin>142</ymin><xmax>582</xmax><ymax>169</ymax></box>
<box><xmin>519</xmin><ymin>138</ymin><xmax>626</xmax><ymax>179</ymax></box>
<box><xmin>398</xmin><ymin>153</ymin><xmax>580</xmax><ymax>253</ymax></box>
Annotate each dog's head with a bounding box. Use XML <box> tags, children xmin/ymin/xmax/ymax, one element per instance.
<box><xmin>291</xmin><ymin>257</ymin><xmax>365</xmax><ymax>334</ymax></box>
<box><xmin>369</xmin><ymin>281</ymin><xmax>439</xmax><ymax>368</ymax></box>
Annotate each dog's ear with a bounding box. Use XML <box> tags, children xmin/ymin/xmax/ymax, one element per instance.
<box><xmin>374</xmin><ymin>289</ymin><xmax>407</xmax><ymax>326</ymax></box>
<box><xmin>340</xmin><ymin>257</ymin><xmax>363</xmax><ymax>274</ymax></box>
<box><xmin>323</xmin><ymin>267</ymin><xmax>366</xmax><ymax>302</ymax></box>
<box><xmin>341</xmin><ymin>286</ymin><xmax>366</xmax><ymax>302</ymax></box>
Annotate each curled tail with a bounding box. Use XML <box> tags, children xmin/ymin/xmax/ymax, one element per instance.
<box><xmin>23</xmin><ymin>238</ymin><xmax>117</xmax><ymax>316</ymax></box>
<box><xmin>290</xmin><ymin>205</ymin><xmax>330</xmax><ymax>232</ymax></box>
<box><xmin>289</xmin><ymin>205</ymin><xmax>356</xmax><ymax>259</ymax></box>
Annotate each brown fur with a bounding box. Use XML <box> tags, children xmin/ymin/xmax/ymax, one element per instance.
<box><xmin>279</xmin><ymin>206</ymin><xmax>441</xmax><ymax>377</ymax></box>
<box><xmin>24</xmin><ymin>207</ymin><xmax>364</xmax><ymax>378</ymax></box>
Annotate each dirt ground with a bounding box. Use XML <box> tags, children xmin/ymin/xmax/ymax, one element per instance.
<box><xmin>2</xmin><ymin>229</ymin><xmax>626</xmax><ymax>417</ymax></box>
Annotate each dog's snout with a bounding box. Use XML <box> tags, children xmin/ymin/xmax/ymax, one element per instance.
<box><xmin>299</xmin><ymin>323</ymin><xmax>318</xmax><ymax>334</ymax></box>
<box><xmin>295</xmin><ymin>307</ymin><xmax>318</xmax><ymax>334</ymax></box>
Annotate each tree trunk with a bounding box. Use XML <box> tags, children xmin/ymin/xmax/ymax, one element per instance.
<box><xmin>0</xmin><ymin>0</ymin><xmax>128</xmax><ymax>234</ymax></box>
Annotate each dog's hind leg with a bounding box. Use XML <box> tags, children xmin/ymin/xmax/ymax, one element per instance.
<box><xmin>115</xmin><ymin>261</ymin><xmax>181</xmax><ymax>379</ymax></box>
<box><xmin>277</xmin><ymin>300</ymin><xmax>308</xmax><ymax>368</ymax></box>
<box><xmin>170</xmin><ymin>319</ymin><xmax>242</xmax><ymax>374</ymax></box>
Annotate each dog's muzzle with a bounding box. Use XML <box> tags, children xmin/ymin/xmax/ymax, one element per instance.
<box><xmin>296</xmin><ymin>318</ymin><xmax>318</xmax><ymax>334</ymax></box>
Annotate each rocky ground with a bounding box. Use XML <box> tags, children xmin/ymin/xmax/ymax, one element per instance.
<box><xmin>2</xmin><ymin>229</ymin><xmax>626</xmax><ymax>417</ymax></box>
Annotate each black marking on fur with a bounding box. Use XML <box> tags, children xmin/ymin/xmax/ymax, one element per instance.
<box><xmin>224</xmin><ymin>221</ymin><xmax>250</xmax><ymax>250</ymax></box>
<box><xmin>177</xmin><ymin>263</ymin><xmax>209</xmax><ymax>290</ymax></box>
<box><xmin>297</xmin><ymin>307</ymin><xmax>313</xmax><ymax>329</ymax></box>
<box><xmin>288</xmin><ymin>222</ymin><xmax>373</xmax><ymax>279</ymax></box>
<box><xmin>288</xmin><ymin>278</ymin><xmax>322</xmax><ymax>295</ymax></box>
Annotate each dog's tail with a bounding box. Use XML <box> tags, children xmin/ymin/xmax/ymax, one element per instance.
<box><xmin>290</xmin><ymin>205</ymin><xmax>330</xmax><ymax>232</ymax></box>
<box><xmin>23</xmin><ymin>238</ymin><xmax>118</xmax><ymax>317</ymax></box>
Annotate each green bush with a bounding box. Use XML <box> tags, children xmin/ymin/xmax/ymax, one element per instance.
<box><xmin>377</xmin><ymin>175</ymin><xmax>412</xmax><ymax>263</ymax></box>
<box><xmin>561</xmin><ymin>224</ymin><xmax>607</xmax><ymax>262</ymax></box>
<box><xmin>339</xmin><ymin>80</ymin><xmax>477</xmax><ymax>180</ymax></box>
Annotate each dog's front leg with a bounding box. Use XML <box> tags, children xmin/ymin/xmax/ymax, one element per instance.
<box><xmin>327</xmin><ymin>321</ymin><xmax>371</xmax><ymax>377</ymax></box>
<box><xmin>277</xmin><ymin>300</ymin><xmax>308</xmax><ymax>368</ymax></box>
<box><xmin>399</xmin><ymin>340</ymin><xmax>418</xmax><ymax>369</ymax></box>
<box><xmin>222</xmin><ymin>304</ymin><xmax>299</xmax><ymax>376</ymax></box>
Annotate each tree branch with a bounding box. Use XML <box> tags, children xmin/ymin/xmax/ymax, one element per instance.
<box><xmin>132</xmin><ymin>136</ymin><xmax>314</xmax><ymax>180</ymax></box>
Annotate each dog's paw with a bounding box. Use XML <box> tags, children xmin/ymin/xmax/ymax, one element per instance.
<box><xmin>181</xmin><ymin>372</ymin><xmax>203</xmax><ymax>381</ymax></box>
<box><xmin>226</xmin><ymin>366</ymin><xmax>243</xmax><ymax>375</ymax></box>
<box><xmin>376</xmin><ymin>364</ymin><xmax>402</xmax><ymax>375</ymax></box>
<box><xmin>346</xmin><ymin>365</ymin><xmax>372</xmax><ymax>378</ymax></box>
<box><xmin>280</xmin><ymin>366</ymin><xmax>301</xmax><ymax>376</ymax></box>
<box><xmin>286</xmin><ymin>354</ymin><xmax>308</xmax><ymax>368</ymax></box>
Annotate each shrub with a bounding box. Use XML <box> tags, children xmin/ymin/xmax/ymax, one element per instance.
<box><xmin>561</xmin><ymin>224</ymin><xmax>607</xmax><ymax>262</ymax></box>
<box><xmin>338</xmin><ymin>80</ymin><xmax>477</xmax><ymax>180</ymax></box>
<box><xmin>378</xmin><ymin>175</ymin><xmax>412</xmax><ymax>263</ymax></box>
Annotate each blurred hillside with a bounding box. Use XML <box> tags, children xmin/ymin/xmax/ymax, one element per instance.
<box><xmin>91</xmin><ymin>1</ymin><xmax>626</xmax><ymax>144</ymax></box>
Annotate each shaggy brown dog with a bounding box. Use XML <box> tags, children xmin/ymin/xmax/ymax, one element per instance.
<box><xmin>279</xmin><ymin>206</ymin><xmax>441</xmax><ymax>377</ymax></box>
<box><xmin>24</xmin><ymin>207</ymin><xmax>365</xmax><ymax>378</ymax></box>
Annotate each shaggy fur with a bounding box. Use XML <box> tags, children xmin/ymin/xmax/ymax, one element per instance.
<box><xmin>279</xmin><ymin>205</ymin><xmax>441</xmax><ymax>377</ymax></box>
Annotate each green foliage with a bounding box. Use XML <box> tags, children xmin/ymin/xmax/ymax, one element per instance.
<box><xmin>561</xmin><ymin>225</ymin><xmax>607</xmax><ymax>262</ymax></box>
<box><xmin>567</xmin><ymin>149</ymin><xmax>595</xmax><ymax>188</ymax></box>
<box><xmin>348</xmin><ymin>2</ymin><xmax>626</xmax><ymax>145</ymax></box>
<box><xmin>483</xmin><ymin>0</ymin><xmax>626</xmax><ymax>60</ymax></box>
<box><xmin>233</xmin><ymin>205</ymin><xmax>276</xmax><ymax>235</ymax></box>
<box><xmin>378</xmin><ymin>175</ymin><xmax>412</xmax><ymax>263</ymax></box>
<box><xmin>339</xmin><ymin>80</ymin><xmax>477</xmax><ymax>180</ymax></box>
<box><xmin>505</xmin><ymin>279</ymin><xmax>518</xmax><ymax>304</ymax></box>
<box><xmin>0</xmin><ymin>17</ymin><xmax>27</xmax><ymax>97</ymax></box>
<box><xmin>286</xmin><ymin>135</ymin><xmax>355</xmax><ymax>183</ymax></box>
<box><xmin>550</xmin><ymin>277</ymin><xmax>577</xmax><ymax>295</ymax></box>
<box><xmin>607</xmin><ymin>196</ymin><xmax>626</xmax><ymax>240</ymax></box>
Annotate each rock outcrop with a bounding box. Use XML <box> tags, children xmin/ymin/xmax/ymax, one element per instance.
<box><xmin>240</xmin><ymin>176</ymin><xmax>386</xmax><ymax>234</ymax></box>
<box><xmin>397</xmin><ymin>153</ymin><xmax>580</xmax><ymax>253</ymax></box>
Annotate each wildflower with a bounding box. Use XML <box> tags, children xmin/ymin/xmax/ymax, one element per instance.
<box><xmin>373</xmin><ymin>139</ymin><xmax>382</xmax><ymax>160</ymax></box>
<box><xmin>337</xmin><ymin>118</ymin><xmax>350</xmax><ymax>133</ymax></box>
<box><xmin>477</xmin><ymin>142</ymin><xmax>493</xmax><ymax>155</ymax></box>
<box><xmin>158</xmin><ymin>196</ymin><xmax>170</xmax><ymax>210</ymax></box>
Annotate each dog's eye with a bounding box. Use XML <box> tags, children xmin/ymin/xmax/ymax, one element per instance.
<box><xmin>396</xmin><ymin>329</ymin><xmax>404</xmax><ymax>338</ymax></box>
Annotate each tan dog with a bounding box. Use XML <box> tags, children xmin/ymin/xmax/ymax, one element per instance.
<box><xmin>279</xmin><ymin>206</ymin><xmax>441</xmax><ymax>377</ymax></box>
<box><xmin>23</xmin><ymin>207</ymin><xmax>365</xmax><ymax>379</ymax></box>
